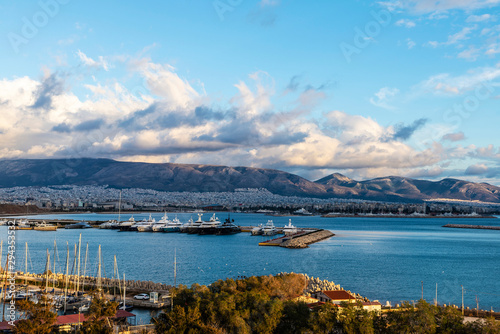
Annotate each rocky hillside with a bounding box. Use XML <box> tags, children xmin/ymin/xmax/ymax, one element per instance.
<box><xmin>1</xmin><ymin>158</ymin><xmax>500</xmax><ymax>203</ymax></box>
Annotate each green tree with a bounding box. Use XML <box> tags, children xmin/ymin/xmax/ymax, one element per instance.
<box><xmin>275</xmin><ymin>301</ymin><xmax>310</xmax><ymax>334</ymax></box>
<box><xmin>13</xmin><ymin>294</ymin><xmax>57</xmax><ymax>334</ymax></box>
<box><xmin>308</xmin><ymin>302</ymin><xmax>339</xmax><ymax>334</ymax></box>
<box><xmin>77</xmin><ymin>294</ymin><xmax>118</xmax><ymax>334</ymax></box>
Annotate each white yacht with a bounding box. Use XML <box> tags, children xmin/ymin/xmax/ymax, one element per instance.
<box><xmin>100</xmin><ymin>220</ymin><xmax>118</xmax><ymax>229</ymax></box>
<box><xmin>135</xmin><ymin>214</ymin><xmax>156</xmax><ymax>232</ymax></box>
<box><xmin>282</xmin><ymin>219</ymin><xmax>298</xmax><ymax>235</ymax></box>
<box><xmin>163</xmin><ymin>216</ymin><xmax>183</xmax><ymax>232</ymax></box>
<box><xmin>261</xmin><ymin>220</ymin><xmax>277</xmax><ymax>236</ymax></box>
<box><xmin>184</xmin><ymin>214</ymin><xmax>204</xmax><ymax>234</ymax></box>
<box><xmin>152</xmin><ymin>212</ymin><xmax>170</xmax><ymax>232</ymax></box>
<box><xmin>251</xmin><ymin>224</ymin><xmax>263</xmax><ymax>236</ymax></box>
<box><xmin>198</xmin><ymin>213</ymin><xmax>222</xmax><ymax>235</ymax></box>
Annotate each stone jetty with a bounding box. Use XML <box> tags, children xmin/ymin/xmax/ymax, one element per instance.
<box><xmin>280</xmin><ymin>230</ymin><xmax>334</xmax><ymax>248</ymax></box>
<box><xmin>443</xmin><ymin>224</ymin><xmax>500</xmax><ymax>231</ymax></box>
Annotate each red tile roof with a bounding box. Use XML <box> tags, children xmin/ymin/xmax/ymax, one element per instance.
<box><xmin>0</xmin><ymin>321</ymin><xmax>14</xmax><ymax>330</ymax></box>
<box><xmin>322</xmin><ymin>290</ymin><xmax>355</xmax><ymax>301</ymax></box>
<box><xmin>55</xmin><ymin>309</ymin><xmax>135</xmax><ymax>325</ymax></box>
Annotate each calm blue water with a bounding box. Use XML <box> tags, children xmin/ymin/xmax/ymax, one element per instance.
<box><xmin>1</xmin><ymin>212</ymin><xmax>499</xmax><ymax>312</ymax></box>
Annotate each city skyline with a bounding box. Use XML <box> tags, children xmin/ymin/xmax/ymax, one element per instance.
<box><xmin>1</xmin><ymin>1</ymin><xmax>500</xmax><ymax>184</ymax></box>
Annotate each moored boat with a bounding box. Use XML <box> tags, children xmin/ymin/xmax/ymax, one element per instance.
<box><xmin>117</xmin><ymin>216</ymin><xmax>136</xmax><ymax>231</ymax></box>
<box><xmin>162</xmin><ymin>216</ymin><xmax>182</xmax><ymax>232</ymax></box>
<box><xmin>65</xmin><ymin>221</ymin><xmax>92</xmax><ymax>229</ymax></box>
<box><xmin>282</xmin><ymin>219</ymin><xmax>298</xmax><ymax>235</ymax></box>
<box><xmin>261</xmin><ymin>220</ymin><xmax>277</xmax><ymax>236</ymax></box>
<box><xmin>216</xmin><ymin>215</ymin><xmax>241</xmax><ymax>235</ymax></box>
<box><xmin>15</xmin><ymin>219</ymin><xmax>33</xmax><ymax>230</ymax></box>
<box><xmin>186</xmin><ymin>214</ymin><xmax>204</xmax><ymax>234</ymax></box>
<box><xmin>133</xmin><ymin>214</ymin><xmax>155</xmax><ymax>232</ymax></box>
<box><xmin>34</xmin><ymin>221</ymin><xmax>57</xmax><ymax>231</ymax></box>
<box><xmin>198</xmin><ymin>213</ymin><xmax>222</xmax><ymax>235</ymax></box>
<box><xmin>251</xmin><ymin>224</ymin><xmax>263</xmax><ymax>236</ymax></box>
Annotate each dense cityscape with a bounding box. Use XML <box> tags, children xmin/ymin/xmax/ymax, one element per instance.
<box><xmin>1</xmin><ymin>185</ymin><xmax>500</xmax><ymax>216</ymax></box>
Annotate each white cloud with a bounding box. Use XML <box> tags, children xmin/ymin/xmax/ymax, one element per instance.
<box><xmin>0</xmin><ymin>57</ymin><xmax>473</xmax><ymax>179</ymax></box>
<box><xmin>415</xmin><ymin>64</ymin><xmax>500</xmax><ymax>96</ymax></box>
<box><xmin>130</xmin><ymin>58</ymin><xmax>200</xmax><ymax>109</ymax></box>
<box><xmin>395</xmin><ymin>19</ymin><xmax>416</xmax><ymax>28</ymax></box>
<box><xmin>466</xmin><ymin>14</ymin><xmax>493</xmax><ymax>22</ymax></box>
<box><xmin>76</xmin><ymin>50</ymin><xmax>109</xmax><ymax>71</ymax></box>
<box><xmin>446</xmin><ymin>26</ymin><xmax>475</xmax><ymax>45</ymax></box>
<box><xmin>457</xmin><ymin>46</ymin><xmax>480</xmax><ymax>61</ymax></box>
<box><xmin>369</xmin><ymin>87</ymin><xmax>400</xmax><ymax>109</ymax></box>
<box><xmin>380</xmin><ymin>0</ymin><xmax>500</xmax><ymax>13</ymax></box>
<box><xmin>407</xmin><ymin>38</ymin><xmax>416</xmax><ymax>49</ymax></box>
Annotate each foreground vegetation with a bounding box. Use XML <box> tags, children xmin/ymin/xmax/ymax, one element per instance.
<box><xmin>153</xmin><ymin>274</ymin><xmax>500</xmax><ymax>334</ymax></box>
<box><xmin>9</xmin><ymin>274</ymin><xmax>500</xmax><ymax>333</ymax></box>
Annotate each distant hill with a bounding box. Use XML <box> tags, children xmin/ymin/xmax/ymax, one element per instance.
<box><xmin>0</xmin><ymin>158</ymin><xmax>499</xmax><ymax>203</ymax></box>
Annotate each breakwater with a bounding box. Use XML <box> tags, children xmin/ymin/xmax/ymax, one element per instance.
<box><xmin>259</xmin><ymin>229</ymin><xmax>335</xmax><ymax>248</ymax></box>
<box><xmin>443</xmin><ymin>224</ymin><xmax>500</xmax><ymax>230</ymax></box>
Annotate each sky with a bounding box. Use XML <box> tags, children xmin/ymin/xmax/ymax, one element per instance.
<box><xmin>0</xmin><ymin>0</ymin><xmax>500</xmax><ymax>184</ymax></box>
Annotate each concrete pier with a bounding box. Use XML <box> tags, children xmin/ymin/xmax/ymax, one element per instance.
<box><xmin>443</xmin><ymin>224</ymin><xmax>500</xmax><ymax>230</ymax></box>
<box><xmin>259</xmin><ymin>229</ymin><xmax>334</xmax><ymax>248</ymax></box>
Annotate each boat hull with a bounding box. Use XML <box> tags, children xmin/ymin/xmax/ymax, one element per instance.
<box><xmin>34</xmin><ymin>226</ymin><xmax>57</xmax><ymax>231</ymax></box>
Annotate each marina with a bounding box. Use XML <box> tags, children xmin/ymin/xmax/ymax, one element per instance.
<box><xmin>1</xmin><ymin>212</ymin><xmax>500</xmax><ymax>314</ymax></box>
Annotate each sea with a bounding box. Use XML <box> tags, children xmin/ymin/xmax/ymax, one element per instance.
<box><xmin>1</xmin><ymin>212</ymin><xmax>499</xmax><ymax>324</ymax></box>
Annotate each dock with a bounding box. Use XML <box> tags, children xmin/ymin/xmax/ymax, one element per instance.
<box><xmin>258</xmin><ymin>229</ymin><xmax>334</xmax><ymax>248</ymax></box>
<box><xmin>443</xmin><ymin>224</ymin><xmax>500</xmax><ymax>230</ymax></box>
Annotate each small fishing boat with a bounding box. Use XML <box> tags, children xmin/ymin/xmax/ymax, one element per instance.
<box><xmin>15</xmin><ymin>219</ymin><xmax>33</xmax><ymax>230</ymax></box>
<box><xmin>34</xmin><ymin>221</ymin><xmax>57</xmax><ymax>231</ymax></box>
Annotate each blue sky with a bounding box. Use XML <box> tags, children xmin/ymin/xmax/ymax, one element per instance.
<box><xmin>0</xmin><ymin>0</ymin><xmax>500</xmax><ymax>183</ymax></box>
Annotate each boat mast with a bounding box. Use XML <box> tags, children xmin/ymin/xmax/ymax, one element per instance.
<box><xmin>113</xmin><ymin>255</ymin><xmax>118</xmax><ymax>297</ymax></box>
<box><xmin>172</xmin><ymin>248</ymin><xmax>176</xmax><ymax>311</ymax></box>
<box><xmin>45</xmin><ymin>249</ymin><xmax>50</xmax><ymax>291</ymax></box>
<box><xmin>97</xmin><ymin>245</ymin><xmax>102</xmax><ymax>291</ymax></box>
<box><xmin>64</xmin><ymin>242</ymin><xmax>69</xmax><ymax>314</ymax></box>
<box><xmin>2</xmin><ymin>255</ymin><xmax>9</xmax><ymax>321</ymax></box>
<box><xmin>118</xmin><ymin>190</ymin><xmax>122</xmax><ymax>223</ymax></box>
<box><xmin>0</xmin><ymin>240</ymin><xmax>2</xmax><ymax>272</ymax></box>
<box><xmin>82</xmin><ymin>242</ymin><xmax>88</xmax><ymax>293</ymax></box>
<box><xmin>121</xmin><ymin>272</ymin><xmax>126</xmax><ymax>309</ymax></box>
<box><xmin>25</xmin><ymin>242</ymin><xmax>28</xmax><ymax>285</ymax></box>
<box><xmin>52</xmin><ymin>239</ymin><xmax>57</xmax><ymax>291</ymax></box>
<box><xmin>76</xmin><ymin>234</ymin><xmax>81</xmax><ymax>293</ymax></box>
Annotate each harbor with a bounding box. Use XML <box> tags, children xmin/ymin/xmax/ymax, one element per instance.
<box><xmin>1</xmin><ymin>214</ymin><xmax>333</xmax><ymax>249</ymax></box>
<box><xmin>1</xmin><ymin>212</ymin><xmax>500</xmax><ymax>312</ymax></box>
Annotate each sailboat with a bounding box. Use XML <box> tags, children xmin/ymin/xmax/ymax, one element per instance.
<box><xmin>118</xmin><ymin>273</ymin><xmax>133</xmax><ymax>311</ymax></box>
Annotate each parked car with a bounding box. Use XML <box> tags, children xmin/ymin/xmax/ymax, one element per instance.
<box><xmin>133</xmin><ymin>293</ymin><xmax>149</xmax><ymax>300</ymax></box>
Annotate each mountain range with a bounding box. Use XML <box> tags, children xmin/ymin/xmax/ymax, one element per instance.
<box><xmin>0</xmin><ymin>158</ymin><xmax>499</xmax><ymax>203</ymax></box>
